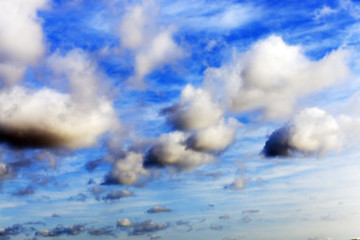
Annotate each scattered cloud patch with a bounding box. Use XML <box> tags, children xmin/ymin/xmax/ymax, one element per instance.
<box><xmin>147</xmin><ymin>206</ymin><xmax>172</xmax><ymax>214</ymax></box>
<box><xmin>102</xmin><ymin>190</ymin><xmax>134</xmax><ymax>201</ymax></box>
<box><xmin>129</xmin><ymin>220</ymin><xmax>168</xmax><ymax>236</ymax></box>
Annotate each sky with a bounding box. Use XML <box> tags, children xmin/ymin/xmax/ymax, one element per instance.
<box><xmin>0</xmin><ymin>0</ymin><xmax>360</xmax><ymax>239</ymax></box>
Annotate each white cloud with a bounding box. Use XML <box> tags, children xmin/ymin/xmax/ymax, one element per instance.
<box><xmin>105</xmin><ymin>152</ymin><xmax>149</xmax><ymax>185</ymax></box>
<box><xmin>204</xmin><ymin>35</ymin><xmax>349</xmax><ymax>120</ymax></box>
<box><xmin>119</xmin><ymin>0</ymin><xmax>183</xmax><ymax>88</ymax></box>
<box><xmin>314</xmin><ymin>6</ymin><xmax>338</xmax><ymax>20</ymax></box>
<box><xmin>164</xmin><ymin>85</ymin><xmax>223</xmax><ymax>130</ymax></box>
<box><xmin>0</xmin><ymin>0</ymin><xmax>48</xmax><ymax>86</ymax></box>
<box><xmin>145</xmin><ymin>131</ymin><xmax>214</xmax><ymax>170</ymax></box>
<box><xmin>47</xmin><ymin>49</ymin><xmax>102</xmax><ymax>104</ymax></box>
<box><xmin>186</xmin><ymin>118</ymin><xmax>238</xmax><ymax>151</ymax></box>
<box><xmin>0</xmin><ymin>86</ymin><xmax>116</xmax><ymax>149</ymax></box>
<box><xmin>117</xmin><ymin>218</ymin><xmax>134</xmax><ymax>227</ymax></box>
<box><xmin>263</xmin><ymin>108</ymin><xmax>342</xmax><ymax>157</ymax></box>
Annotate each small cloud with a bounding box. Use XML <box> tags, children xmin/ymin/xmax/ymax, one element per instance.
<box><xmin>314</xmin><ymin>5</ymin><xmax>338</xmax><ymax>20</ymax></box>
<box><xmin>242</xmin><ymin>209</ymin><xmax>260</xmax><ymax>214</ymax></box>
<box><xmin>68</xmin><ymin>193</ymin><xmax>87</xmax><ymax>202</ymax></box>
<box><xmin>219</xmin><ymin>215</ymin><xmax>230</xmax><ymax>220</ymax></box>
<box><xmin>117</xmin><ymin>219</ymin><xmax>134</xmax><ymax>228</ymax></box>
<box><xmin>241</xmin><ymin>216</ymin><xmax>251</xmax><ymax>223</ymax></box>
<box><xmin>148</xmin><ymin>234</ymin><xmax>161</xmax><ymax>239</ymax></box>
<box><xmin>36</xmin><ymin>224</ymin><xmax>85</xmax><ymax>237</ymax></box>
<box><xmin>224</xmin><ymin>178</ymin><xmax>248</xmax><ymax>190</ymax></box>
<box><xmin>102</xmin><ymin>190</ymin><xmax>134</xmax><ymax>201</ymax></box>
<box><xmin>147</xmin><ymin>206</ymin><xmax>172</xmax><ymax>214</ymax></box>
<box><xmin>12</xmin><ymin>186</ymin><xmax>35</xmax><ymax>197</ymax></box>
<box><xmin>130</xmin><ymin>220</ymin><xmax>168</xmax><ymax>236</ymax></box>
<box><xmin>210</xmin><ymin>224</ymin><xmax>223</xmax><ymax>230</ymax></box>
<box><xmin>88</xmin><ymin>226</ymin><xmax>116</xmax><ymax>237</ymax></box>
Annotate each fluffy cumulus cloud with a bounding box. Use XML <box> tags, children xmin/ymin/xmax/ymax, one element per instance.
<box><xmin>0</xmin><ymin>0</ymin><xmax>48</xmax><ymax>86</ymax></box>
<box><xmin>145</xmin><ymin>132</ymin><xmax>214</xmax><ymax>171</ymax></box>
<box><xmin>163</xmin><ymin>85</ymin><xmax>223</xmax><ymax>130</ymax></box>
<box><xmin>186</xmin><ymin>118</ymin><xmax>238</xmax><ymax>151</ymax></box>
<box><xmin>263</xmin><ymin>108</ymin><xmax>342</xmax><ymax>157</ymax></box>
<box><xmin>104</xmin><ymin>152</ymin><xmax>149</xmax><ymax>185</ymax></box>
<box><xmin>204</xmin><ymin>35</ymin><xmax>349</xmax><ymax>120</ymax></box>
<box><xmin>119</xmin><ymin>0</ymin><xmax>183</xmax><ymax>88</ymax></box>
<box><xmin>0</xmin><ymin>86</ymin><xmax>116</xmax><ymax>149</ymax></box>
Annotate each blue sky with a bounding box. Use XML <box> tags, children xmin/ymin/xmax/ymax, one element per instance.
<box><xmin>0</xmin><ymin>0</ymin><xmax>360</xmax><ymax>239</ymax></box>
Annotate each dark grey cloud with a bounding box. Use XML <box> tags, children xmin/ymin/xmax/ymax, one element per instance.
<box><xmin>35</xmin><ymin>224</ymin><xmax>85</xmax><ymax>237</ymax></box>
<box><xmin>102</xmin><ymin>190</ymin><xmax>134</xmax><ymax>201</ymax></box>
<box><xmin>262</xmin><ymin>126</ymin><xmax>292</xmax><ymax>157</ymax></box>
<box><xmin>147</xmin><ymin>206</ymin><xmax>172</xmax><ymax>214</ymax></box>
<box><xmin>129</xmin><ymin>220</ymin><xmax>168</xmax><ymax>236</ymax></box>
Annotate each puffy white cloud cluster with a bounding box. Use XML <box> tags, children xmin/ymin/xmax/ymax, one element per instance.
<box><xmin>145</xmin><ymin>132</ymin><xmax>214</xmax><ymax>171</ymax></box>
<box><xmin>149</xmin><ymin>85</ymin><xmax>238</xmax><ymax>171</ymax></box>
<box><xmin>263</xmin><ymin>108</ymin><xmax>343</xmax><ymax>157</ymax></box>
<box><xmin>204</xmin><ymin>35</ymin><xmax>349</xmax><ymax>119</ymax></box>
<box><xmin>105</xmin><ymin>152</ymin><xmax>149</xmax><ymax>185</ymax></box>
<box><xmin>0</xmin><ymin>86</ymin><xmax>116</xmax><ymax>149</ymax></box>
<box><xmin>119</xmin><ymin>0</ymin><xmax>183</xmax><ymax>88</ymax></box>
<box><xmin>0</xmin><ymin>0</ymin><xmax>48</xmax><ymax>86</ymax></box>
<box><xmin>186</xmin><ymin>118</ymin><xmax>238</xmax><ymax>151</ymax></box>
<box><xmin>164</xmin><ymin>85</ymin><xmax>223</xmax><ymax>130</ymax></box>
